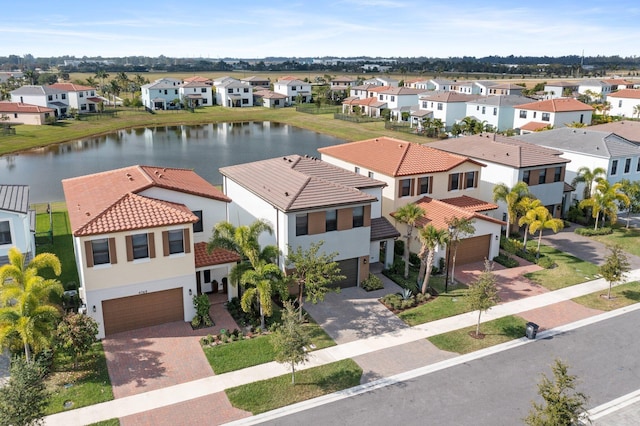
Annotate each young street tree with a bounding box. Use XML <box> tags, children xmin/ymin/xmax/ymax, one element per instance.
<box><xmin>599</xmin><ymin>244</ymin><xmax>630</xmax><ymax>299</ymax></box>
<box><xmin>393</xmin><ymin>203</ymin><xmax>425</xmax><ymax>279</ymax></box>
<box><xmin>286</xmin><ymin>241</ymin><xmax>345</xmax><ymax>321</ymax></box>
<box><xmin>272</xmin><ymin>301</ymin><xmax>311</xmax><ymax>384</ymax></box>
<box><xmin>467</xmin><ymin>259</ymin><xmax>500</xmax><ymax>338</ymax></box>
<box><xmin>0</xmin><ymin>357</ymin><xmax>49</xmax><ymax>426</ymax></box>
<box><xmin>524</xmin><ymin>359</ymin><xmax>589</xmax><ymax>426</ymax></box>
<box><xmin>56</xmin><ymin>313</ymin><xmax>99</xmax><ymax>369</ymax></box>
<box><xmin>444</xmin><ymin>216</ymin><xmax>475</xmax><ymax>287</ymax></box>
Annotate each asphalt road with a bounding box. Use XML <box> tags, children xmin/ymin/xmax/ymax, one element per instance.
<box><xmin>261</xmin><ymin>309</ymin><xmax>640</xmax><ymax>426</ymax></box>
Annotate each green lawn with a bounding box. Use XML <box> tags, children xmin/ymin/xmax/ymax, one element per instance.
<box><xmin>225</xmin><ymin>359</ymin><xmax>362</xmax><ymax>414</ymax></box>
<box><xmin>428</xmin><ymin>315</ymin><xmax>528</xmax><ymax>354</ymax></box>
<box><xmin>45</xmin><ymin>342</ymin><xmax>114</xmax><ymax>415</ymax></box>
<box><xmin>524</xmin><ymin>244</ymin><xmax>599</xmax><ymax>290</ymax></box>
<box><xmin>203</xmin><ymin>312</ymin><xmax>335</xmax><ymax>374</ymax></box>
<box><xmin>399</xmin><ymin>283</ymin><xmax>470</xmax><ymax>326</ymax></box>
<box><xmin>589</xmin><ymin>226</ymin><xmax>640</xmax><ymax>257</ymax></box>
<box><xmin>572</xmin><ymin>281</ymin><xmax>640</xmax><ymax>311</ymax></box>
<box><xmin>88</xmin><ymin>420</ymin><xmax>120</xmax><ymax>426</ymax></box>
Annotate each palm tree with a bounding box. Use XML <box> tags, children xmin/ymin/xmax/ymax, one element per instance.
<box><xmin>239</xmin><ymin>260</ymin><xmax>285</xmax><ymax>330</ymax></box>
<box><xmin>95</xmin><ymin>70</ymin><xmax>109</xmax><ymax>93</ymax></box>
<box><xmin>529</xmin><ymin>208</ymin><xmax>564</xmax><ymax>259</ymax></box>
<box><xmin>444</xmin><ymin>216</ymin><xmax>475</xmax><ymax>287</ymax></box>
<box><xmin>634</xmin><ymin>104</ymin><xmax>640</xmax><ymax>119</ymax></box>
<box><xmin>580</xmin><ymin>179</ymin><xmax>629</xmax><ymax>230</ymax></box>
<box><xmin>571</xmin><ymin>166</ymin><xmax>606</xmax><ymax>200</ymax></box>
<box><xmin>518</xmin><ymin>197</ymin><xmax>547</xmax><ymax>246</ymax></box>
<box><xmin>108</xmin><ymin>80</ymin><xmax>121</xmax><ymax>107</ymax></box>
<box><xmin>394</xmin><ymin>204</ymin><xmax>425</xmax><ymax>279</ymax></box>
<box><xmin>417</xmin><ymin>225</ymin><xmax>449</xmax><ymax>295</ymax></box>
<box><xmin>85</xmin><ymin>76</ymin><xmax>97</xmax><ymax>88</ymax></box>
<box><xmin>619</xmin><ymin>179</ymin><xmax>640</xmax><ymax>228</ymax></box>
<box><xmin>493</xmin><ymin>181</ymin><xmax>530</xmax><ymax>239</ymax></box>
<box><xmin>116</xmin><ymin>72</ymin><xmax>131</xmax><ymax>99</ymax></box>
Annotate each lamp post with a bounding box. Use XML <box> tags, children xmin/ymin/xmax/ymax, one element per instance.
<box><xmin>445</xmin><ymin>225</ymin><xmax>454</xmax><ymax>294</ymax></box>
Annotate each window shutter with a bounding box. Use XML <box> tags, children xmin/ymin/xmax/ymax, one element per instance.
<box><xmin>448</xmin><ymin>174</ymin><xmax>453</xmax><ymax>191</ymax></box>
<box><xmin>183</xmin><ymin>229</ymin><xmax>191</xmax><ymax>254</ymax></box>
<box><xmin>126</xmin><ymin>236</ymin><xmax>133</xmax><ymax>262</ymax></box>
<box><xmin>148</xmin><ymin>233</ymin><xmax>156</xmax><ymax>258</ymax></box>
<box><xmin>84</xmin><ymin>241</ymin><xmax>94</xmax><ymax>268</ymax></box>
<box><xmin>162</xmin><ymin>231</ymin><xmax>169</xmax><ymax>256</ymax></box>
<box><xmin>410</xmin><ymin>179</ymin><xmax>415</xmax><ymax>196</ymax></box>
<box><xmin>398</xmin><ymin>182</ymin><xmax>403</xmax><ymax>198</ymax></box>
<box><xmin>546</xmin><ymin>168</ymin><xmax>554</xmax><ymax>184</ymax></box>
<box><xmin>363</xmin><ymin>205</ymin><xmax>371</xmax><ymax>227</ymax></box>
<box><xmin>474</xmin><ymin>171</ymin><xmax>478</xmax><ymax>188</ymax></box>
<box><xmin>108</xmin><ymin>238</ymin><xmax>117</xmax><ymax>264</ymax></box>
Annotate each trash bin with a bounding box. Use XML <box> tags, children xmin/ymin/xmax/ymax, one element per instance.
<box><xmin>525</xmin><ymin>322</ymin><xmax>539</xmax><ymax>339</ymax></box>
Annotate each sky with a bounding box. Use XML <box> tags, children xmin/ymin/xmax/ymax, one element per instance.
<box><xmin>2</xmin><ymin>0</ymin><xmax>639</xmax><ymax>59</ymax></box>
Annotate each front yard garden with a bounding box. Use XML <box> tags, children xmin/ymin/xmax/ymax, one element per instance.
<box><xmin>572</xmin><ymin>281</ymin><xmax>640</xmax><ymax>311</ymax></box>
<box><xmin>523</xmin><ymin>244</ymin><xmax>600</xmax><ymax>290</ymax></box>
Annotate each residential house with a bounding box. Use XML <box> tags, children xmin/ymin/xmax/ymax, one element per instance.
<box><xmin>0</xmin><ymin>71</ymin><xmax>23</xmax><ymax>84</ymax></box>
<box><xmin>49</xmin><ymin>83</ymin><xmax>102</xmax><ymax>113</ymax></box>
<box><xmin>10</xmin><ymin>85</ymin><xmax>69</xmax><ymax>117</ymax></box>
<box><xmin>273</xmin><ymin>79</ymin><xmax>312</xmax><ymax>105</ymax></box>
<box><xmin>465</xmin><ymin>95</ymin><xmax>534</xmax><ymax>131</ymax></box>
<box><xmin>241</xmin><ymin>76</ymin><xmax>270</xmax><ymax>87</ymax></box>
<box><xmin>363</xmin><ymin>76</ymin><xmax>398</xmax><ymax>87</ymax></box>
<box><xmin>543</xmin><ymin>81</ymin><xmax>580</xmax><ymax>99</ymax></box>
<box><xmin>141</xmin><ymin>78</ymin><xmax>183</xmax><ymax>110</ymax></box>
<box><xmin>414</xmin><ymin>91</ymin><xmax>481</xmax><ymax>130</ymax></box>
<box><xmin>602</xmin><ymin>78</ymin><xmax>635</xmax><ymax>91</ymax></box>
<box><xmin>179</xmin><ymin>81</ymin><xmax>213</xmax><ymax>108</ymax></box>
<box><xmin>578</xmin><ymin>79</ymin><xmax>613</xmax><ymax>100</ymax></box>
<box><xmin>214</xmin><ymin>78</ymin><xmax>253</xmax><ymax>108</ymax></box>
<box><xmin>0</xmin><ymin>185</ymin><xmax>35</xmax><ymax>266</ymax></box>
<box><xmin>589</xmin><ymin>121</ymin><xmax>640</xmax><ymax>145</ymax></box>
<box><xmin>341</xmin><ymin>96</ymin><xmax>387</xmax><ymax>118</ymax></box>
<box><xmin>253</xmin><ymin>89</ymin><xmax>287</xmax><ymax>108</ymax></box>
<box><xmin>350</xmin><ymin>84</ymin><xmax>377</xmax><ymax>100</ymax></box>
<box><xmin>0</xmin><ymin>102</ymin><xmax>54</xmax><ymax>125</ymax></box>
<box><xmin>416</xmin><ymin>78</ymin><xmax>454</xmax><ymax>92</ymax></box>
<box><xmin>183</xmin><ymin>76</ymin><xmax>213</xmax><ymax>86</ymax></box>
<box><xmin>429</xmin><ymin>134</ymin><xmax>572</xmax><ymax>220</ymax></box>
<box><xmin>518</xmin><ymin>128</ymin><xmax>640</xmax><ymax>201</ymax></box>
<box><xmin>319</xmin><ymin>137</ymin><xmax>485</xmax><ymax>221</ymax></box>
<box><xmin>513</xmin><ymin>98</ymin><xmax>593</xmax><ymax>133</ymax></box>
<box><xmin>374</xmin><ymin>87</ymin><xmax>424</xmax><ymax>121</ymax></box>
<box><xmin>330</xmin><ymin>76</ymin><xmax>357</xmax><ymax>88</ymax></box>
<box><xmin>62</xmin><ymin>165</ymin><xmax>238</xmax><ymax>339</ymax></box>
<box><xmin>606</xmin><ymin>89</ymin><xmax>640</xmax><ymax>118</ymax></box>
<box><xmin>486</xmin><ymin>83</ymin><xmax>525</xmax><ymax>96</ymax></box>
<box><xmin>220</xmin><ymin>155</ymin><xmax>399</xmax><ymax>284</ymax></box>
<box><xmin>451</xmin><ymin>81</ymin><xmax>478</xmax><ymax>95</ymax></box>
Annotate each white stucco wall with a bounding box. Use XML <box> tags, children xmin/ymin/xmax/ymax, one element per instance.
<box><xmin>0</xmin><ymin>211</ymin><xmax>33</xmax><ymax>259</ymax></box>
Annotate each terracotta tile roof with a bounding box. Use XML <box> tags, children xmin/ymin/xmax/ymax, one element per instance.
<box><xmin>520</xmin><ymin>121</ymin><xmax>551</xmax><ymax>132</ymax></box>
<box><xmin>49</xmin><ymin>83</ymin><xmax>95</xmax><ymax>92</ymax></box>
<box><xmin>397</xmin><ymin>196</ymin><xmax>505</xmax><ymax>231</ymax></box>
<box><xmin>220</xmin><ymin>155</ymin><xmax>380</xmax><ymax>212</ymax></box>
<box><xmin>370</xmin><ymin>217</ymin><xmax>401</xmax><ymax>241</ymax></box>
<box><xmin>419</xmin><ymin>92</ymin><xmax>482</xmax><ymax>103</ymax></box>
<box><xmin>183</xmin><ymin>76</ymin><xmax>212</xmax><ymax>83</ymax></box>
<box><xmin>440</xmin><ymin>195</ymin><xmax>498</xmax><ymax>212</ymax></box>
<box><xmin>74</xmin><ymin>193</ymin><xmax>198</xmax><ymax>236</ymax></box>
<box><xmin>564</xmin><ymin>182</ymin><xmax>575</xmax><ymax>192</ymax></box>
<box><xmin>319</xmin><ymin>137</ymin><xmax>484</xmax><ymax>177</ymax></box>
<box><xmin>63</xmin><ymin>165</ymin><xmax>229</xmax><ymax>235</ymax></box>
<box><xmin>0</xmin><ymin>101</ymin><xmax>54</xmax><ymax>113</ymax></box>
<box><xmin>607</xmin><ymin>89</ymin><xmax>640</xmax><ymax>99</ymax></box>
<box><xmin>428</xmin><ymin>133</ymin><xmax>568</xmax><ymax>168</ymax></box>
<box><xmin>515</xmin><ymin>98</ymin><xmax>593</xmax><ymax>112</ymax></box>
<box><xmin>490</xmin><ymin>83</ymin><xmax>524</xmax><ymax>90</ymax></box>
<box><xmin>376</xmin><ymin>87</ymin><xmax>424</xmax><ymax>96</ymax></box>
<box><xmin>603</xmin><ymin>79</ymin><xmax>634</xmax><ymax>86</ymax></box>
<box><xmin>343</xmin><ymin>97</ymin><xmax>386</xmax><ymax>107</ymax></box>
<box><xmin>589</xmin><ymin>121</ymin><xmax>640</xmax><ymax>144</ymax></box>
<box><xmin>194</xmin><ymin>242</ymin><xmax>240</xmax><ymax>268</ymax></box>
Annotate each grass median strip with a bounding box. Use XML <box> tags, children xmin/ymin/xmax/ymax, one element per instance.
<box><xmin>572</xmin><ymin>281</ymin><xmax>640</xmax><ymax>311</ymax></box>
<box><xmin>225</xmin><ymin>359</ymin><xmax>362</xmax><ymax>414</ymax></box>
<box><xmin>524</xmin><ymin>244</ymin><xmax>599</xmax><ymax>290</ymax></box>
<box><xmin>428</xmin><ymin>315</ymin><xmax>528</xmax><ymax>354</ymax></box>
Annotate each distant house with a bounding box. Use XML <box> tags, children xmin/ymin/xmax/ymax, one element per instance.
<box><xmin>214</xmin><ymin>78</ymin><xmax>253</xmax><ymax>108</ymax></box>
<box><xmin>341</xmin><ymin>96</ymin><xmax>387</xmax><ymax>118</ymax></box>
<box><xmin>273</xmin><ymin>79</ymin><xmax>312</xmax><ymax>105</ymax></box>
<box><xmin>602</xmin><ymin>78</ymin><xmax>635</xmax><ymax>91</ymax></box>
<box><xmin>62</xmin><ymin>165</ymin><xmax>237</xmax><ymax>339</ymax></box>
<box><xmin>362</xmin><ymin>76</ymin><xmax>398</xmax><ymax>87</ymax></box>
<box><xmin>485</xmin><ymin>83</ymin><xmax>525</xmax><ymax>96</ymax></box>
<box><xmin>253</xmin><ymin>89</ymin><xmax>287</xmax><ymax>108</ymax></box>
<box><xmin>415</xmin><ymin>91</ymin><xmax>481</xmax><ymax>130</ymax></box>
<box><xmin>49</xmin><ymin>83</ymin><xmax>102</xmax><ymax>113</ymax></box>
<box><xmin>10</xmin><ymin>85</ymin><xmax>69</xmax><ymax>117</ymax></box>
<box><xmin>179</xmin><ymin>80</ymin><xmax>213</xmax><ymax>108</ymax></box>
<box><xmin>578</xmin><ymin>79</ymin><xmax>613</xmax><ymax>100</ymax></box>
<box><xmin>141</xmin><ymin>78</ymin><xmax>183</xmax><ymax>110</ymax></box>
<box><xmin>330</xmin><ymin>76</ymin><xmax>357</xmax><ymax>88</ymax></box>
<box><xmin>0</xmin><ymin>101</ymin><xmax>54</xmax><ymax>125</ymax></box>
<box><xmin>464</xmin><ymin>95</ymin><xmax>534</xmax><ymax>131</ymax></box>
<box><xmin>589</xmin><ymin>121</ymin><xmax>640</xmax><ymax>145</ymax></box>
<box><xmin>543</xmin><ymin>81</ymin><xmax>580</xmax><ymax>99</ymax></box>
<box><xmin>241</xmin><ymin>76</ymin><xmax>270</xmax><ymax>87</ymax></box>
<box><xmin>606</xmin><ymin>89</ymin><xmax>640</xmax><ymax>118</ymax></box>
<box><xmin>0</xmin><ymin>185</ymin><xmax>35</xmax><ymax>266</ymax></box>
<box><xmin>221</xmin><ymin>155</ymin><xmax>398</xmax><ymax>281</ymax></box>
<box><xmin>513</xmin><ymin>98</ymin><xmax>593</xmax><ymax>132</ymax></box>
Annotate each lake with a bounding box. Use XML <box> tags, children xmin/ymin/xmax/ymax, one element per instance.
<box><xmin>0</xmin><ymin>122</ymin><xmax>346</xmax><ymax>203</ymax></box>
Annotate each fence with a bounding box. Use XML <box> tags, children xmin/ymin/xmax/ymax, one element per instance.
<box><xmin>31</xmin><ymin>202</ymin><xmax>67</xmax><ymax>246</ymax></box>
<box><xmin>296</xmin><ymin>105</ymin><xmax>341</xmax><ymax>114</ymax></box>
<box><xmin>333</xmin><ymin>113</ymin><xmax>385</xmax><ymax>123</ymax></box>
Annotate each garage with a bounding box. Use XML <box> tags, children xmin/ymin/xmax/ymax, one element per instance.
<box><xmin>331</xmin><ymin>258</ymin><xmax>359</xmax><ymax>289</ymax></box>
<box><xmin>453</xmin><ymin>234</ymin><xmax>491</xmax><ymax>265</ymax></box>
<box><xmin>102</xmin><ymin>287</ymin><xmax>184</xmax><ymax>336</ymax></box>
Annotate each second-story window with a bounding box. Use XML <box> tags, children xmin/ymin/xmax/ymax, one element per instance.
<box><xmin>538</xmin><ymin>168</ymin><xmax>547</xmax><ymax>184</ymax></box>
<box><xmin>449</xmin><ymin>173</ymin><xmax>461</xmax><ymax>191</ymax></box>
<box><xmin>91</xmin><ymin>238</ymin><xmax>111</xmax><ymax>265</ymax></box>
<box><xmin>418</xmin><ymin>176</ymin><xmax>432</xmax><ymax>194</ymax></box>
<box><xmin>519</xmin><ymin>110</ymin><xmax>527</xmax><ymax>119</ymax></box>
<box><xmin>168</xmin><ymin>229</ymin><xmax>185</xmax><ymax>254</ymax></box>
<box><xmin>354</xmin><ymin>166</ymin><xmax>360</xmax><ymax>174</ymax></box>
<box><xmin>437</xmin><ymin>103</ymin><xmax>443</xmax><ymax>110</ymax></box>
<box><xmin>132</xmin><ymin>233</ymin><xmax>149</xmax><ymax>259</ymax></box>
<box><xmin>296</xmin><ymin>214</ymin><xmax>308</xmax><ymax>236</ymax></box>
<box><xmin>464</xmin><ymin>171</ymin><xmax>477</xmax><ymax>188</ymax></box>
<box><xmin>192</xmin><ymin>210</ymin><xmax>203</xmax><ymax>233</ymax></box>
<box><xmin>523</xmin><ymin>170</ymin><xmax>530</xmax><ymax>184</ymax></box>
<box><xmin>554</xmin><ymin>167</ymin><xmax>562</xmax><ymax>182</ymax></box>
<box><xmin>611</xmin><ymin>159</ymin><xmax>618</xmax><ymax>175</ymax></box>
<box><xmin>353</xmin><ymin>206</ymin><xmax>364</xmax><ymax>228</ymax></box>
<box><xmin>399</xmin><ymin>179</ymin><xmax>412</xmax><ymax>197</ymax></box>
<box><xmin>326</xmin><ymin>210</ymin><xmax>337</xmax><ymax>232</ymax></box>
<box><xmin>624</xmin><ymin>158</ymin><xmax>631</xmax><ymax>174</ymax></box>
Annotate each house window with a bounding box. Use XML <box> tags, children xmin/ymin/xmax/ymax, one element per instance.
<box><xmin>227</xmin><ymin>88</ymin><xmax>233</xmax><ymax>94</ymax></box>
<box><xmin>242</xmin><ymin>98</ymin><xmax>249</xmax><ymax>104</ymax></box>
<box><xmin>296</xmin><ymin>214</ymin><xmax>308</xmax><ymax>236</ymax></box>
<box><xmin>523</xmin><ymin>170</ymin><xmax>530</xmax><ymax>184</ymax></box>
<box><xmin>391</xmin><ymin>96</ymin><xmax>395</xmax><ymax>102</ymax></box>
<box><xmin>519</xmin><ymin>110</ymin><xmax>527</xmax><ymax>119</ymax></box>
<box><xmin>619</xmin><ymin>100</ymin><xmax>623</xmax><ymax>107</ymax></box>
<box><xmin>533</xmin><ymin>112</ymin><xmax>537</xmax><ymax>118</ymax></box>
<box><xmin>624</xmin><ymin>158</ymin><xmax>631</xmax><ymax>174</ymax></box>
<box><xmin>164</xmin><ymin>90</ymin><xmax>168</xmax><ymax>95</ymax></box>
<box><xmin>464</xmin><ymin>171</ymin><xmax>477</xmax><ymax>189</ymax></box>
<box><xmin>449</xmin><ymin>173</ymin><xmax>461</xmax><ymax>191</ymax></box>
<box><xmin>131</xmin><ymin>233</ymin><xmax>149</xmax><ymax>260</ymax></box>
<box><xmin>418</xmin><ymin>176</ymin><xmax>432</xmax><ymax>194</ymax></box>
<box><xmin>174</xmin><ymin>90</ymin><xmax>178</xmax><ymax>95</ymax></box>
<box><xmin>0</xmin><ymin>221</ymin><xmax>11</xmax><ymax>245</ymax></box>
<box><xmin>538</xmin><ymin>168</ymin><xmax>547</xmax><ymax>184</ymax></box>
<box><xmin>326</xmin><ymin>210</ymin><xmax>337</xmax><ymax>232</ymax></box>
<box><xmin>79</xmin><ymin>92</ymin><xmax>84</xmax><ymax>98</ymax></box>
<box><xmin>202</xmin><ymin>88</ymin><xmax>207</xmax><ymax>93</ymax></box>
<box><xmin>542</xmin><ymin>112</ymin><xmax>550</xmax><ymax>122</ymax></box>
<box><xmin>91</xmin><ymin>238</ymin><xmax>111</xmax><ymax>265</ymax></box>
<box><xmin>368</xmin><ymin>171</ymin><xmax>374</xmax><ymax>178</ymax></box>
<box><xmin>399</xmin><ymin>179</ymin><xmax>412</xmax><ymax>197</ymax></box>
<box><xmin>168</xmin><ymin>229</ymin><xmax>185</xmax><ymax>254</ymax></box>
<box><xmin>192</xmin><ymin>210</ymin><xmax>203</xmax><ymax>233</ymax></box>
<box><xmin>482</xmin><ymin>106</ymin><xmax>486</xmax><ymax>114</ymax></box>
<box><xmin>554</xmin><ymin>167</ymin><xmax>562</xmax><ymax>182</ymax></box>
<box><xmin>437</xmin><ymin>103</ymin><xmax>443</xmax><ymax>110</ymax></box>
<box><xmin>355</xmin><ymin>166</ymin><xmax>360</xmax><ymax>174</ymax></box>
<box><xmin>61</xmin><ymin>94</ymin><xmax>66</xmax><ymax>100</ymax></box>
<box><xmin>48</xmin><ymin>95</ymin><xmax>53</xmax><ymax>101</ymax></box>
<box><xmin>422</xmin><ymin>101</ymin><xmax>428</xmax><ymax>108</ymax></box>
<box><xmin>637</xmin><ymin>158</ymin><xmax>640</xmax><ymax>172</ymax></box>
<box><xmin>353</xmin><ymin>206</ymin><xmax>364</xmax><ymax>228</ymax></box>
<box><xmin>493</xmin><ymin>107</ymin><xmax>497</xmax><ymax>116</ymax></box>
<box><xmin>244</xmin><ymin>88</ymin><xmax>249</xmax><ymax>93</ymax></box>
<box><xmin>611</xmin><ymin>159</ymin><xmax>618</xmax><ymax>175</ymax></box>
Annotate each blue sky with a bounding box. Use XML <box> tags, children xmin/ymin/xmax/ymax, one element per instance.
<box><xmin>2</xmin><ymin>0</ymin><xmax>639</xmax><ymax>59</ymax></box>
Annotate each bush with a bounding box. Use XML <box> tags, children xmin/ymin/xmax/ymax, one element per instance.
<box><xmin>409</xmin><ymin>252</ymin><xmax>421</xmax><ymax>267</ymax></box>
<box><xmin>500</xmin><ymin>237</ymin><xmax>523</xmax><ymax>254</ymax></box>
<box><xmin>361</xmin><ymin>274</ymin><xmax>384</xmax><ymax>291</ymax></box>
<box><xmin>493</xmin><ymin>254</ymin><xmax>519</xmax><ymax>268</ymax></box>
<box><xmin>394</xmin><ymin>240</ymin><xmax>404</xmax><ymax>256</ymax></box>
<box><xmin>390</xmin><ymin>257</ymin><xmax>405</xmax><ymax>275</ymax></box>
<box><xmin>537</xmin><ymin>256</ymin><xmax>556</xmax><ymax>269</ymax></box>
<box><xmin>575</xmin><ymin>227</ymin><xmax>613</xmax><ymax>236</ymax></box>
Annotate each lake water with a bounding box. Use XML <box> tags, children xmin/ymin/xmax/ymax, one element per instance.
<box><xmin>0</xmin><ymin>122</ymin><xmax>346</xmax><ymax>203</ymax></box>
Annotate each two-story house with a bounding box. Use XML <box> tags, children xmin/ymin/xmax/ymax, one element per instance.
<box><xmin>429</xmin><ymin>134</ymin><xmax>572</xmax><ymax>221</ymax></box>
<box><xmin>62</xmin><ymin>165</ymin><xmax>239</xmax><ymax>339</ymax></box>
<box><xmin>241</xmin><ymin>76</ymin><xmax>270</xmax><ymax>88</ymax></box>
<box><xmin>413</xmin><ymin>92</ymin><xmax>481</xmax><ymax>130</ymax></box>
<box><xmin>214</xmin><ymin>78</ymin><xmax>253</xmax><ymax>108</ymax></box>
<box><xmin>10</xmin><ymin>85</ymin><xmax>69</xmax><ymax>117</ymax></box>
<box><xmin>513</xmin><ymin>98</ymin><xmax>593</xmax><ymax>133</ymax></box>
<box><xmin>578</xmin><ymin>79</ymin><xmax>613</xmax><ymax>101</ymax></box>
<box><xmin>49</xmin><ymin>83</ymin><xmax>102</xmax><ymax>113</ymax></box>
<box><xmin>179</xmin><ymin>80</ymin><xmax>213</xmax><ymax>108</ymax></box>
<box><xmin>589</xmin><ymin>121</ymin><xmax>640</xmax><ymax>145</ymax></box>
<box><xmin>273</xmin><ymin>79</ymin><xmax>312</xmax><ymax>105</ymax></box>
<box><xmin>141</xmin><ymin>78</ymin><xmax>183</xmax><ymax>110</ymax></box>
<box><xmin>606</xmin><ymin>89</ymin><xmax>640</xmax><ymax>118</ymax></box>
<box><xmin>220</xmin><ymin>155</ymin><xmax>399</xmax><ymax>284</ymax></box>
<box><xmin>0</xmin><ymin>185</ymin><xmax>35</xmax><ymax>266</ymax></box>
<box><xmin>543</xmin><ymin>81</ymin><xmax>580</xmax><ymax>99</ymax></box>
<box><xmin>465</xmin><ymin>95</ymin><xmax>534</xmax><ymax>131</ymax></box>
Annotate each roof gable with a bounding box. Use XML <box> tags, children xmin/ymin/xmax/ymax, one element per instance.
<box><xmin>515</xmin><ymin>98</ymin><xmax>593</xmax><ymax>112</ymax></box>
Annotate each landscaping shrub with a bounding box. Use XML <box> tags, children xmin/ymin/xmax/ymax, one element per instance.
<box><xmin>493</xmin><ymin>253</ymin><xmax>519</xmax><ymax>268</ymax></box>
<box><xmin>575</xmin><ymin>227</ymin><xmax>613</xmax><ymax>236</ymax></box>
<box><xmin>191</xmin><ymin>294</ymin><xmax>213</xmax><ymax>329</ymax></box>
<box><xmin>394</xmin><ymin>240</ymin><xmax>404</xmax><ymax>257</ymax></box>
<box><xmin>389</xmin><ymin>257</ymin><xmax>405</xmax><ymax>275</ymax></box>
<box><xmin>500</xmin><ymin>237</ymin><xmax>523</xmax><ymax>254</ymax></box>
<box><xmin>361</xmin><ymin>274</ymin><xmax>384</xmax><ymax>291</ymax></box>
<box><xmin>536</xmin><ymin>256</ymin><xmax>556</xmax><ymax>269</ymax></box>
<box><xmin>409</xmin><ymin>252</ymin><xmax>421</xmax><ymax>268</ymax></box>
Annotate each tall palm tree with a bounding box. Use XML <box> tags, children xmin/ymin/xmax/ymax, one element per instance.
<box><xmin>445</xmin><ymin>216</ymin><xmax>475</xmax><ymax>287</ymax></box>
<box><xmin>518</xmin><ymin>197</ymin><xmax>547</xmax><ymax>246</ymax></box>
<box><xmin>239</xmin><ymin>260</ymin><xmax>285</xmax><ymax>330</ymax></box>
<box><xmin>571</xmin><ymin>166</ymin><xmax>606</xmax><ymax>201</ymax></box>
<box><xmin>493</xmin><ymin>181</ymin><xmax>530</xmax><ymax>239</ymax></box>
<box><xmin>108</xmin><ymin>80</ymin><xmax>121</xmax><ymax>107</ymax></box>
<box><xmin>418</xmin><ymin>225</ymin><xmax>449</xmax><ymax>295</ymax></box>
<box><xmin>116</xmin><ymin>72</ymin><xmax>131</xmax><ymax>99</ymax></box>
<box><xmin>95</xmin><ymin>70</ymin><xmax>109</xmax><ymax>93</ymax></box>
<box><xmin>394</xmin><ymin>203</ymin><xmax>426</xmax><ymax>279</ymax></box>
<box><xmin>580</xmin><ymin>179</ymin><xmax>630</xmax><ymax>229</ymax></box>
<box><xmin>529</xmin><ymin>208</ymin><xmax>564</xmax><ymax>259</ymax></box>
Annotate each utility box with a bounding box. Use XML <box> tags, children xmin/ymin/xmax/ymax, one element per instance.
<box><xmin>525</xmin><ymin>322</ymin><xmax>539</xmax><ymax>339</ymax></box>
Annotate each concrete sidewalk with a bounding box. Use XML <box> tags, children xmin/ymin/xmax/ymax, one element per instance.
<box><xmin>44</xmin><ymin>268</ymin><xmax>640</xmax><ymax>426</ymax></box>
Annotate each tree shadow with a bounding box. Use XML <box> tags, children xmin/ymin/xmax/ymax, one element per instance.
<box><xmin>621</xmin><ymin>290</ymin><xmax>640</xmax><ymax>301</ymax></box>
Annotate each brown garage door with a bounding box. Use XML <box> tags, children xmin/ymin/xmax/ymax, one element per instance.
<box><xmin>102</xmin><ymin>288</ymin><xmax>184</xmax><ymax>336</ymax></box>
<box><xmin>454</xmin><ymin>234</ymin><xmax>491</xmax><ymax>265</ymax></box>
<box><xmin>331</xmin><ymin>258</ymin><xmax>359</xmax><ymax>289</ymax></box>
